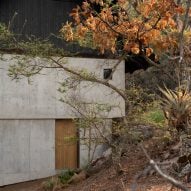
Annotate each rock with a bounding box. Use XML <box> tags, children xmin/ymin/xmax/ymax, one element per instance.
<box><xmin>87</xmin><ymin>148</ymin><xmax>112</xmax><ymax>175</ymax></box>
<box><xmin>91</xmin><ymin>148</ymin><xmax>112</xmax><ymax>167</ymax></box>
<box><xmin>125</xmin><ymin>63</ymin><xmax>177</xmax><ymax>94</ymax></box>
<box><xmin>103</xmin><ymin>148</ymin><xmax>112</xmax><ymax>158</ymax></box>
<box><xmin>68</xmin><ymin>170</ymin><xmax>87</xmax><ymax>184</ymax></box>
<box><xmin>129</xmin><ymin>125</ymin><xmax>154</xmax><ymax>141</ymax></box>
<box><xmin>179</xmin><ymin>163</ymin><xmax>191</xmax><ymax>177</ymax></box>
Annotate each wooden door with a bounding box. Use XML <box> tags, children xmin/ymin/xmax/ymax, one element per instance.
<box><xmin>55</xmin><ymin>119</ymin><xmax>78</xmax><ymax>169</ymax></box>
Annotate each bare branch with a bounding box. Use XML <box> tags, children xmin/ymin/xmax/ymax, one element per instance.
<box><xmin>143</xmin><ymin>55</ymin><xmax>175</xmax><ymax>81</ymax></box>
<box><xmin>50</xmin><ymin>57</ymin><xmax>127</xmax><ymax>101</ymax></box>
<box><xmin>141</xmin><ymin>144</ymin><xmax>190</xmax><ymax>191</ymax></box>
<box><xmin>179</xmin><ymin>0</ymin><xmax>191</xmax><ymax>64</ymax></box>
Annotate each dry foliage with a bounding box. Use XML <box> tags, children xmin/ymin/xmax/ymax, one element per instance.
<box><xmin>60</xmin><ymin>0</ymin><xmax>188</xmax><ymax>58</ymax></box>
<box><xmin>160</xmin><ymin>87</ymin><xmax>191</xmax><ymax>134</ymax></box>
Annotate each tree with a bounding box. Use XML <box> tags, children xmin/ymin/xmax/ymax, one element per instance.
<box><xmin>61</xmin><ymin>0</ymin><xmax>183</xmax><ymax>57</ymax></box>
<box><xmin>61</xmin><ymin>0</ymin><xmax>191</xmax><ymax>87</ymax></box>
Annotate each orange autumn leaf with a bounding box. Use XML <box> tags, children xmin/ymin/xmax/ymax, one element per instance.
<box><xmin>145</xmin><ymin>48</ymin><xmax>153</xmax><ymax>57</ymax></box>
<box><xmin>60</xmin><ymin>22</ymin><xmax>73</xmax><ymax>41</ymax></box>
<box><xmin>76</xmin><ymin>24</ymin><xmax>88</xmax><ymax>38</ymax></box>
<box><xmin>131</xmin><ymin>47</ymin><xmax>140</xmax><ymax>54</ymax></box>
<box><xmin>131</xmin><ymin>44</ymin><xmax>140</xmax><ymax>54</ymax></box>
<box><xmin>61</xmin><ymin>0</ymin><xmax>185</xmax><ymax>57</ymax></box>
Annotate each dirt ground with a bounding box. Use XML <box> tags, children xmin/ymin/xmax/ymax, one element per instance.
<box><xmin>1</xmin><ymin>142</ymin><xmax>191</xmax><ymax>191</ymax></box>
<box><xmin>0</xmin><ymin>179</ymin><xmax>44</xmax><ymax>191</ymax></box>
<box><xmin>0</xmin><ymin>173</ymin><xmax>183</xmax><ymax>191</ymax></box>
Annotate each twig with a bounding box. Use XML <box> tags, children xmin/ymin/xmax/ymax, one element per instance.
<box><xmin>131</xmin><ymin>165</ymin><xmax>152</xmax><ymax>191</ymax></box>
<box><xmin>143</xmin><ymin>55</ymin><xmax>175</xmax><ymax>81</ymax></box>
<box><xmin>178</xmin><ymin>0</ymin><xmax>191</xmax><ymax>65</ymax></box>
<box><xmin>140</xmin><ymin>144</ymin><xmax>190</xmax><ymax>191</ymax></box>
<box><xmin>50</xmin><ymin>57</ymin><xmax>127</xmax><ymax>100</ymax></box>
<box><xmin>121</xmin><ymin>178</ymin><xmax>126</xmax><ymax>191</ymax></box>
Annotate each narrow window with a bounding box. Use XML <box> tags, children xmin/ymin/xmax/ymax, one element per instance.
<box><xmin>103</xmin><ymin>69</ymin><xmax>112</xmax><ymax>80</ymax></box>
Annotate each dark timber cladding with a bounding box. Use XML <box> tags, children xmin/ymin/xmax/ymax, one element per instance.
<box><xmin>0</xmin><ymin>0</ymin><xmax>77</xmax><ymax>39</ymax></box>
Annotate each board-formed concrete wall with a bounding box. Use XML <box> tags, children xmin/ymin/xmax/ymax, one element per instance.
<box><xmin>0</xmin><ymin>120</ymin><xmax>55</xmax><ymax>186</ymax></box>
<box><xmin>79</xmin><ymin>119</ymin><xmax>112</xmax><ymax>167</ymax></box>
<box><xmin>0</xmin><ymin>54</ymin><xmax>125</xmax><ymax>119</ymax></box>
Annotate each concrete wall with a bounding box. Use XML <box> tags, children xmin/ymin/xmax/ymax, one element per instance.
<box><xmin>79</xmin><ymin>119</ymin><xmax>112</xmax><ymax>167</ymax></box>
<box><xmin>0</xmin><ymin>120</ymin><xmax>55</xmax><ymax>186</ymax></box>
<box><xmin>0</xmin><ymin>55</ymin><xmax>125</xmax><ymax>186</ymax></box>
<box><xmin>0</xmin><ymin>54</ymin><xmax>125</xmax><ymax>119</ymax></box>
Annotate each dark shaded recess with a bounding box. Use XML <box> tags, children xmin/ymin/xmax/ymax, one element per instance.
<box><xmin>0</xmin><ymin>0</ymin><xmax>90</xmax><ymax>54</ymax></box>
<box><xmin>86</xmin><ymin>0</ymin><xmax>118</xmax><ymax>18</ymax></box>
<box><xmin>115</xmin><ymin>35</ymin><xmax>161</xmax><ymax>74</ymax></box>
<box><xmin>103</xmin><ymin>69</ymin><xmax>112</xmax><ymax>80</ymax></box>
<box><xmin>125</xmin><ymin>53</ymin><xmax>160</xmax><ymax>74</ymax></box>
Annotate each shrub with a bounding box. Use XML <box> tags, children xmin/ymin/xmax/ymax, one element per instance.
<box><xmin>58</xmin><ymin>169</ymin><xmax>75</xmax><ymax>184</ymax></box>
<box><xmin>42</xmin><ymin>177</ymin><xmax>59</xmax><ymax>191</ymax></box>
<box><xmin>141</xmin><ymin>105</ymin><xmax>166</xmax><ymax>128</ymax></box>
<box><xmin>159</xmin><ymin>87</ymin><xmax>191</xmax><ymax>134</ymax></box>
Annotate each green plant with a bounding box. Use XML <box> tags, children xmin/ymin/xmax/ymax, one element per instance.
<box><xmin>141</xmin><ymin>105</ymin><xmax>166</xmax><ymax>128</ymax></box>
<box><xmin>42</xmin><ymin>170</ymin><xmax>75</xmax><ymax>190</ymax></box>
<box><xmin>125</xmin><ymin>86</ymin><xmax>162</xmax><ymax>125</ymax></box>
<box><xmin>159</xmin><ymin>86</ymin><xmax>191</xmax><ymax>133</ymax></box>
<box><xmin>42</xmin><ymin>177</ymin><xmax>58</xmax><ymax>191</ymax></box>
<box><xmin>58</xmin><ymin>169</ymin><xmax>74</xmax><ymax>184</ymax></box>
<box><xmin>0</xmin><ymin>23</ymin><xmax>14</xmax><ymax>48</ymax></box>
